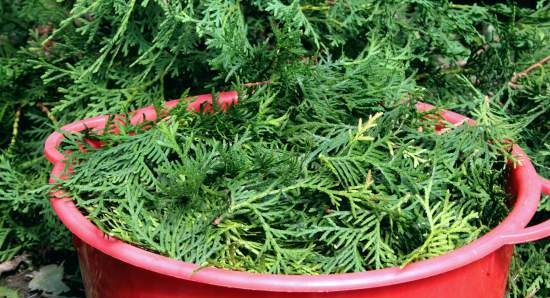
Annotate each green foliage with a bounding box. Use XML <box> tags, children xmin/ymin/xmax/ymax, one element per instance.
<box><xmin>0</xmin><ymin>0</ymin><xmax>548</xmax><ymax>296</ymax></box>
<box><xmin>0</xmin><ymin>1</ymin><xmax>72</xmax><ymax>261</ymax></box>
<box><xmin>59</xmin><ymin>42</ymin><xmax>515</xmax><ymax>273</ymax></box>
<box><xmin>508</xmin><ymin>240</ymin><xmax>550</xmax><ymax>298</ymax></box>
<box><xmin>0</xmin><ymin>286</ymin><xmax>19</xmax><ymax>298</ymax></box>
<box><xmin>0</xmin><ymin>155</ymin><xmax>71</xmax><ymax>262</ymax></box>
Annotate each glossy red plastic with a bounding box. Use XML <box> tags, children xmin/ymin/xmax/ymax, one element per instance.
<box><xmin>45</xmin><ymin>93</ymin><xmax>550</xmax><ymax>298</ymax></box>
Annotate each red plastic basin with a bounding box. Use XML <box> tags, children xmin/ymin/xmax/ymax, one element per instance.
<box><xmin>45</xmin><ymin>92</ymin><xmax>550</xmax><ymax>298</ymax></box>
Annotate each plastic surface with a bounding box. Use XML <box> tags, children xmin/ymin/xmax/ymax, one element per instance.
<box><xmin>45</xmin><ymin>94</ymin><xmax>550</xmax><ymax>297</ymax></box>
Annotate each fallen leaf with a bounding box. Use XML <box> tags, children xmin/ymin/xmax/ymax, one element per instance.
<box><xmin>28</xmin><ymin>265</ymin><xmax>69</xmax><ymax>295</ymax></box>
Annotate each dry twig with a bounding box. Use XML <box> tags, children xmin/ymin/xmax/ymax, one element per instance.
<box><xmin>509</xmin><ymin>54</ymin><xmax>550</xmax><ymax>89</ymax></box>
<box><xmin>0</xmin><ymin>254</ymin><xmax>29</xmax><ymax>276</ymax></box>
<box><xmin>242</xmin><ymin>80</ymin><xmax>272</xmax><ymax>88</ymax></box>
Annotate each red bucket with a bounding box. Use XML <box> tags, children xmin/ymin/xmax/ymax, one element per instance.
<box><xmin>45</xmin><ymin>92</ymin><xmax>550</xmax><ymax>298</ymax></box>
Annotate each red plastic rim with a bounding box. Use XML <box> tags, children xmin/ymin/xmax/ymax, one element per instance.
<box><xmin>45</xmin><ymin>93</ymin><xmax>548</xmax><ymax>292</ymax></box>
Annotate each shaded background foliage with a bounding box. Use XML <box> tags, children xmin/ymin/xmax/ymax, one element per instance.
<box><xmin>0</xmin><ymin>0</ymin><xmax>548</xmax><ymax>297</ymax></box>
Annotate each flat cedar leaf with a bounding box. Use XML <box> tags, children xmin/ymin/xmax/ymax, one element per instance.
<box><xmin>28</xmin><ymin>264</ymin><xmax>69</xmax><ymax>295</ymax></box>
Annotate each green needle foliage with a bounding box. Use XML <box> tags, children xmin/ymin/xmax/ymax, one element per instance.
<box><xmin>0</xmin><ymin>0</ymin><xmax>548</xmax><ymax>296</ymax></box>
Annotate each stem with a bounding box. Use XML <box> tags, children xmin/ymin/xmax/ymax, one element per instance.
<box><xmin>42</xmin><ymin>1</ymin><xmax>99</xmax><ymax>46</ymax></box>
<box><xmin>230</xmin><ymin>182</ymin><xmax>305</xmax><ymax>211</ymax></box>
<box><xmin>474</xmin><ymin>44</ymin><xmax>490</xmax><ymax>56</ymax></box>
<box><xmin>300</xmin><ymin>4</ymin><xmax>330</xmax><ymax>12</ymax></box>
<box><xmin>509</xmin><ymin>54</ymin><xmax>550</xmax><ymax>89</ymax></box>
<box><xmin>37</xmin><ymin>102</ymin><xmax>58</xmax><ymax>125</ymax></box>
<box><xmin>19</xmin><ymin>156</ymin><xmax>44</xmax><ymax>169</ymax></box>
<box><xmin>7</xmin><ymin>108</ymin><xmax>21</xmax><ymax>156</ymax></box>
<box><xmin>242</xmin><ymin>80</ymin><xmax>272</xmax><ymax>88</ymax></box>
<box><xmin>449</xmin><ymin>3</ymin><xmax>473</xmax><ymax>10</ymax></box>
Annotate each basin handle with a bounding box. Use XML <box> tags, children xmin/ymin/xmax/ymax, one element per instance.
<box><xmin>501</xmin><ymin>175</ymin><xmax>550</xmax><ymax>244</ymax></box>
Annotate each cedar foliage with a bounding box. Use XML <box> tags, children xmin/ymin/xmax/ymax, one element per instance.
<box><xmin>61</xmin><ymin>84</ymin><xmax>511</xmax><ymax>273</ymax></box>
<box><xmin>0</xmin><ymin>0</ymin><xmax>548</xmax><ymax>296</ymax></box>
